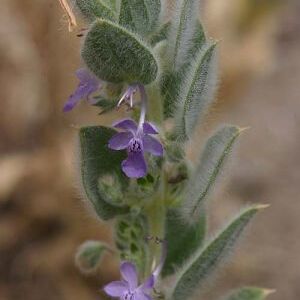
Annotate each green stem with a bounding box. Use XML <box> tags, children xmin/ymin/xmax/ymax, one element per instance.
<box><xmin>145</xmin><ymin>172</ymin><xmax>167</xmax><ymax>277</ymax></box>
<box><xmin>146</xmin><ymin>82</ymin><xmax>164</xmax><ymax>125</ymax></box>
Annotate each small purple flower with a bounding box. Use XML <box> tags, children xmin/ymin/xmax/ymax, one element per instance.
<box><xmin>104</xmin><ymin>241</ymin><xmax>167</xmax><ymax>300</ymax></box>
<box><xmin>108</xmin><ymin>83</ymin><xmax>163</xmax><ymax>178</ymax></box>
<box><xmin>104</xmin><ymin>262</ymin><xmax>154</xmax><ymax>300</ymax></box>
<box><xmin>63</xmin><ymin>68</ymin><xmax>101</xmax><ymax>112</ymax></box>
<box><xmin>108</xmin><ymin>118</ymin><xmax>163</xmax><ymax>178</ymax></box>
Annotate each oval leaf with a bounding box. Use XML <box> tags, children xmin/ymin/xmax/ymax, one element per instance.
<box><xmin>82</xmin><ymin>19</ymin><xmax>158</xmax><ymax>84</ymax></box>
<box><xmin>79</xmin><ymin>126</ymin><xmax>129</xmax><ymax>220</ymax></box>
<box><xmin>171</xmin><ymin>205</ymin><xmax>267</xmax><ymax>300</ymax></box>
<box><xmin>75</xmin><ymin>240</ymin><xmax>109</xmax><ymax>273</ymax></box>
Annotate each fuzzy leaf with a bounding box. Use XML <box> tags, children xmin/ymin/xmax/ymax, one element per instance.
<box><xmin>161</xmin><ymin>71</ymin><xmax>183</xmax><ymax>119</ymax></box>
<box><xmin>119</xmin><ymin>0</ymin><xmax>161</xmax><ymax>35</ymax></box>
<box><xmin>184</xmin><ymin>126</ymin><xmax>242</xmax><ymax>221</ymax></box>
<box><xmin>82</xmin><ymin>19</ymin><xmax>158</xmax><ymax>84</ymax></box>
<box><xmin>174</xmin><ymin>42</ymin><xmax>218</xmax><ymax>140</ymax></box>
<box><xmin>162</xmin><ymin>209</ymin><xmax>206</xmax><ymax>277</ymax></box>
<box><xmin>75</xmin><ymin>0</ymin><xmax>116</xmax><ymax>21</ymax></box>
<box><xmin>75</xmin><ymin>240</ymin><xmax>109</xmax><ymax>273</ymax></box>
<box><xmin>187</xmin><ymin>21</ymin><xmax>206</xmax><ymax>60</ymax></box>
<box><xmin>224</xmin><ymin>287</ymin><xmax>275</xmax><ymax>300</ymax></box>
<box><xmin>172</xmin><ymin>206</ymin><xmax>266</xmax><ymax>300</ymax></box>
<box><xmin>162</xmin><ymin>22</ymin><xmax>206</xmax><ymax>119</ymax></box>
<box><xmin>167</xmin><ymin>0</ymin><xmax>201</xmax><ymax>71</ymax></box>
<box><xmin>79</xmin><ymin>126</ymin><xmax>129</xmax><ymax>220</ymax></box>
<box><xmin>149</xmin><ymin>22</ymin><xmax>170</xmax><ymax>46</ymax></box>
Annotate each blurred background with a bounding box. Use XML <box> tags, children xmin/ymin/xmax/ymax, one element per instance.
<box><xmin>0</xmin><ymin>0</ymin><xmax>299</xmax><ymax>299</ymax></box>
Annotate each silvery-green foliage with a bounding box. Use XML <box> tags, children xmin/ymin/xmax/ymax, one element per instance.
<box><xmin>223</xmin><ymin>287</ymin><xmax>274</xmax><ymax>300</ymax></box>
<box><xmin>79</xmin><ymin>126</ymin><xmax>129</xmax><ymax>220</ymax></box>
<box><xmin>82</xmin><ymin>19</ymin><xmax>158</xmax><ymax>84</ymax></box>
<box><xmin>75</xmin><ymin>0</ymin><xmax>117</xmax><ymax>21</ymax></box>
<box><xmin>183</xmin><ymin>126</ymin><xmax>242</xmax><ymax>222</ymax></box>
<box><xmin>174</xmin><ymin>42</ymin><xmax>218</xmax><ymax>141</ymax></box>
<box><xmin>119</xmin><ymin>0</ymin><xmax>161</xmax><ymax>35</ymax></box>
<box><xmin>75</xmin><ymin>240</ymin><xmax>110</xmax><ymax>273</ymax></box>
<box><xmin>66</xmin><ymin>0</ymin><xmax>270</xmax><ymax>299</ymax></box>
<box><xmin>163</xmin><ymin>209</ymin><xmax>206</xmax><ymax>277</ymax></box>
<box><xmin>167</xmin><ymin>0</ymin><xmax>201</xmax><ymax>71</ymax></box>
<box><xmin>170</xmin><ymin>206</ymin><xmax>266</xmax><ymax>300</ymax></box>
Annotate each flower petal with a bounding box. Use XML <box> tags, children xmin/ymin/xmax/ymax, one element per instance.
<box><xmin>143</xmin><ymin>122</ymin><xmax>159</xmax><ymax>134</ymax></box>
<box><xmin>113</xmin><ymin>119</ymin><xmax>138</xmax><ymax>133</ymax></box>
<box><xmin>108</xmin><ymin>132</ymin><xmax>133</xmax><ymax>150</ymax></box>
<box><xmin>142</xmin><ymin>275</ymin><xmax>155</xmax><ymax>291</ymax></box>
<box><xmin>121</xmin><ymin>152</ymin><xmax>147</xmax><ymax>178</ymax></box>
<box><xmin>63</xmin><ymin>94</ymin><xmax>82</xmax><ymax>112</ymax></box>
<box><xmin>120</xmin><ymin>262</ymin><xmax>138</xmax><ymax>290</ymax></box>
<box><xmin>135</xmin><ymin>289</ymin><xmax>152</xmax><ymax>300</ymax></box>
<box><xmin>143</xmin><ymin>135</ymin><xmax>163</xmax><ymax>156</ymax></box>
<box><xmin>103</xmin><ymin>280</ymin><xmax>128</xmax><ymax>297</ymax></box>
<box><xmin>76</xmin><ymin>68</ymin><xmax>92</xmax><ymax>82</ymax></box>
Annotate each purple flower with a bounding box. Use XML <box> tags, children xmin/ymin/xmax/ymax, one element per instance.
<box><xmin>63</xmin><ymin>68</ymin><xmax>101</xmax><ymax>112</ymax></box>
<box><xmin>104</xmin><ymin>241</ymin><xmax>167</xmax><ymax>300</ymax></box>
<box><xmin>104</xmin><ymin>262</ymin><xmax>155</xmax><ymax>300</ymax></box>
<box><xmin>108</xmin><ymin>118</ymin><xmax>163</xmax><ymax>178</ymax></box>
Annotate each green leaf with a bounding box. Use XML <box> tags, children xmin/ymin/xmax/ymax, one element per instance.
<box><xmin>162</xmin><ymin>209</ymin><xmax>206</xmax><ymax>277</ymax></box>
<box><xmin>224</xmin><ymin>287</ymin><xmax>275</xmax><ymax>300</ymax></box>
<box><xmin>161</xmin><ymin>71</ymin><xmax>183</xmax><ymax>119</ymax></box>
<box><xmin>167</xmin><ymin>0</ymin><xmax>201</xmax><ymax>71</ymax></box>
<box><xmin>75</xmin><ymin>0</ymin><xmax>116</xmax><ymax>22</ymax></box>
<box><xmin>161</xmin><ymin>22</ymin><xmax>206</xmax><ymax>119</ymax></box>
<box><xmin>93</xmin><ymin>96</ymin><xmax>118</xmax><ymax>115</ymax></box>
<box><xmin>75</xmin><ymin>240</ymin><xmax>109</xmax><ymax>273</ymax></box>
<box><xmin>174</xmin><ymin>42</ymin><xmax>218</xmax><ymax>140</ymax></box>
<box><xmin>79</xmin><ymin>126</ymin><xmax>129</xmax><ymax>220</ymax></box>
<box><xmin>149</xmin><ymin>22</ymin><xmax>170</xmax><ymax>46</ymax></box>
<box><xmin>184</xmin><ymin>126</ymin><xmax>242</xmax><ymax>222</ymax></box>
<box><xmin>82</xmin><ymin>19</ymin><xmax>158</xmax><ymax>84</ymax></box>
<box><xmin>119</xmin><ymin>0</ymin><xmax>161</xmax><ymax>35</ymax></box>
<box><xmin>187</xmin><ymin>21</ymin><xmax>206</xmax><ymax>60</ymax></box>
<box><xmin>171</xmin><ymin>205</ymin><xmax>266</xmax><ymax>300</ymax></box>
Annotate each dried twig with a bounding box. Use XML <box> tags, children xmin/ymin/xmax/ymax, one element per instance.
<box><xmin>58</xmin><ymin>0</ymin><xmax>77</xmax><ymax>32</ymax></box>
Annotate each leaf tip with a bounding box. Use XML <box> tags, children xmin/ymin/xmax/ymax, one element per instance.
<box><xmin>263</xmin><ymin>288</ymin><xmax>276</xmax><ymax>296</ymax></box>
<box><xmin>255</xmin><ymin>203</ymin><xmax>270</xmax><ymax>210</ymax></box>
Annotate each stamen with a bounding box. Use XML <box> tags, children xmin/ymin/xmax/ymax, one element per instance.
<box><xmin>136</xmin><ymin>84</ymin><xmax>147</xmax><ymax>134</ymax></box>
<box><xmin>117</xmin><ymin>85</ymin><xmax>138</xmax><ymax>109</ymax></box>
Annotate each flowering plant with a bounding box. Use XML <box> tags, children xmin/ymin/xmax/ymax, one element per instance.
<box><xmin>59</xmin><ymin>0</ymin><xmax>272</xmax><ymax>299</ymax></box>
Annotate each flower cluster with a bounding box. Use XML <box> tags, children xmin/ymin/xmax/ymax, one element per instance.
<box><xmin>64</xmin><ymin>70</ymin><xmax>163</xmax><ymax>178</ymax></box>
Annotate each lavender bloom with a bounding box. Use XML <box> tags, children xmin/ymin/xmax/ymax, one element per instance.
<box><xmin>104</xmin><ymin>241</ymin><xmax>167</xmax><ymax>300</ymax></box>
<box><xmin>108</xmin><ymin>118</ymin><xmax>163</xmax><ymax>178</ymax></box>
<box><xmin>108</xmin><ymin>84</ymin><xmax>163</xmax><ymax>178</ymax></box>
<box><xmin>104</xmin><ymin>262</ymin><xmax>155</xmax><ymax>300</ymax></box>
<box><xmin>63</xmin><ymin>68</ymin><xmax>101</xmax><ymax>112</ymax></box>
